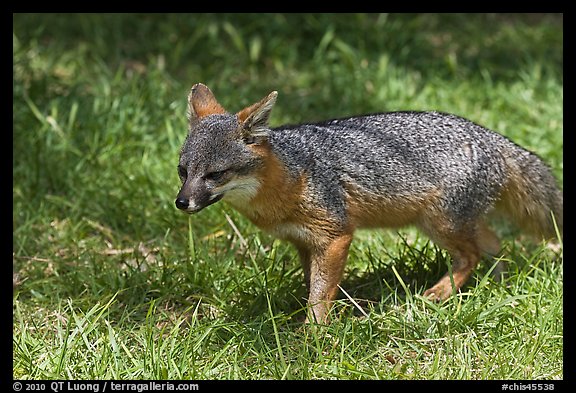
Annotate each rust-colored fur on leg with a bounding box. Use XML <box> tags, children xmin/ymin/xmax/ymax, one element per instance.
<box><xmin>420</xmin><ymin>217</ymin><xmax>499</xmax><ymax>300</ymax></box>
<box><xmin>422</xmin><ymin>236</ymin><xmax>481</xmax><ymax>300</ymax></box>
<box><xmin>297</xmin><ymin>233</ymin><xmax>353</xmax><ymax>324</ymax></box>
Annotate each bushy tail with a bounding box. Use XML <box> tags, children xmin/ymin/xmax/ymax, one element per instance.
<box><xmin>498</xmin><ymin>146</ymin><xmax>563</xmax><ymax>240</ymax></box>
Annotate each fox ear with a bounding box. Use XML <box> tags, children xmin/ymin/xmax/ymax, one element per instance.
<box><xmin>237</xmin><ymin>91</ymin><xmax>278</xmax><ymax>144</ymax></box>
<box><xmin>187</xmin><ymin>83</ymin><xmax>227</xmax><ymax>121</ymax></box>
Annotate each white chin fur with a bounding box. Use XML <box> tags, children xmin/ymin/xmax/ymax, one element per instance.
<box><xmin>220</xmin><ymin>177</ymin><xmax>261</xmax><ymax>206</ymax></box>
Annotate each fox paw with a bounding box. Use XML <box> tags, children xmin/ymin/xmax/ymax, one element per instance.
<box><xmin>423</xmin><ymin>282</ymin><xmax>454</xmax><ymax>301</ymax></box>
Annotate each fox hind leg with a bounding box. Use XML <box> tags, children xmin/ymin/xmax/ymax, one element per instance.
<box><xmin>476</xmin><ymin>222</ymin><xmax>501</xmax><ymax>256</ymax></box>
<box><xmin>476</xmin><ymin>222</ymin><xmax>506</xmax><ymax>281</ymax></box>
<box><xmin>420</xmin><ymin>219</ymin><xmax>489</xmax><ymax>300</ymax></box>
<box><xmin>423</xmin><ymin>235</ymin><xmax>481</xmax><ymax>300</ymax></box>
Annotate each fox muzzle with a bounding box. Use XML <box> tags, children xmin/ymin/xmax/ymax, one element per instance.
<box><xmin>175</xmin><ymin>180</ymin><xmax>223</xmax><ymax>213</ymax></box>
<box><xmin>175</xmin><ymin>193</ymin><xmax>223</xmax><ymax>213</ymax></box>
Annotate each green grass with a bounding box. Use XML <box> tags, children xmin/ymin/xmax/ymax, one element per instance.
<box><xmin>13</xmin><ymin>13</ymin><xmax>563</xmax><ymax>380</ymax></box>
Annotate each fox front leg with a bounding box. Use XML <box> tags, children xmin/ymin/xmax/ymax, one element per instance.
<box><xmin>300</xmin><ymin>234</ymin><xmax>353</xmax><ymax>324</ymax></box>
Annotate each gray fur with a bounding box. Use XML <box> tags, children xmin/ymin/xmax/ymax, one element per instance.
<box><xmin>271</xmin><ymin>112</ymin><xmax>520</xmax><ymax>226</ymax></box>
<box><xmin>180</xmin><ymin>114</ymin><xmax>264</xmax><ymax>177</ymax></box>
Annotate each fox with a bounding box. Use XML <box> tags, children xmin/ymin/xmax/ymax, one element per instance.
<box><xmin>175</xmin><ymin>83</ymin><xmax>563</xmax><ymax>324</ymax></box>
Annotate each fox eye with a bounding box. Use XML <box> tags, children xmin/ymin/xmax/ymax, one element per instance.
<box><xmin>205</xmin><ymin>170</ymin><xmax>227</xmax><ymax>182</ymax></box>
<box><xmin>177</xmin><ymin>166</ymin><xmax>187</xmax><ymax>181</ymax></box>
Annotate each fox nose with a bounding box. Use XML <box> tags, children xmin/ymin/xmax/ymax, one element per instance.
<box><xmin>175</xmin><ymin>197</ymin><xmax>189</xmax><ymax>210</ymax></box>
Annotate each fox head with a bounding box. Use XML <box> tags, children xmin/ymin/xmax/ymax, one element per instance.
<box><xmin>175</xmin><ymin>83</ymin><xmax>278</xmax><ymax>213</ymax></box>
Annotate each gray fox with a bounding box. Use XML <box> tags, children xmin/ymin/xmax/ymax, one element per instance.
<box><xmin>175</xmin><ymin>83</ymin><xmax>563</xmax><ymax>323</ymax></box>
